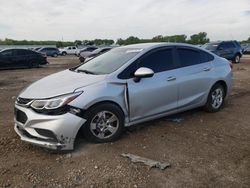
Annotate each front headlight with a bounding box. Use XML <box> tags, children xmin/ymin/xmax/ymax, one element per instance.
<box><xmin>31</xmin><ymin>92</ymin><xmax>82</xmax><ymax>110</ymax></box>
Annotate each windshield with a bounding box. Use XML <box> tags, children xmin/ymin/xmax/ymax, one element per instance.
<box><xmin>203</xmin><ymin>43</ymin><xmax>219</xmax><ymax>51</ymax></box>
<box><xmin>92</xmin><ymin>48</ymin><xmax>104</xmax><ymax>54</ymax></box>
<box><xmin>75</xmin><ymin>48</ymin><xmax>142</xmax><ymax>74</ymax></box>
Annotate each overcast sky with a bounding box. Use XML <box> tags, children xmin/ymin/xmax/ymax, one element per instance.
<box><xmin>0</xmin><ymin>0</ymin><xmax>249</xmax><ymax>41</ymax></box>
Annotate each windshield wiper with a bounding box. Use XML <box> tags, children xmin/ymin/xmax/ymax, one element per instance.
<box><xmin>76</xmin><ymin>69</ymin><xmax>96</xmax><ymax>75</ymax></box>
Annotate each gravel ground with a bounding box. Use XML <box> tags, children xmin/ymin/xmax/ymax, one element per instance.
<box><xmin>0</xmin><ymin>55</ymin><xmax>249</xmax><ymax>188</ymax></box>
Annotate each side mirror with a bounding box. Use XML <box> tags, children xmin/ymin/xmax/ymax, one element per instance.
<box><xmin>133</xmin><ymin>67</ymin><xmax>154</xmax><ymax>82</ymax></box>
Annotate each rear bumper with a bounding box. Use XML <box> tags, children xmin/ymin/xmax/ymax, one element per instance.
<box><xmin>14</xmin><ymin>105</ymin><xmax>86</xmax><ymax>150</ymax></box>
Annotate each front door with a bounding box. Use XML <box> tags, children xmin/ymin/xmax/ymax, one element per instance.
<box><xmin>127</xmin><ymin>48</ymin><xmax>179</xmax><ymax>122</ymax></box>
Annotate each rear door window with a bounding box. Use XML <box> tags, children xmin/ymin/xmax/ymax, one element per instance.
<box><xmin>177</xmin><ymin>48</ymin><xmax>201</xmax><ymax>67</ymax></box>
<box><xmin>40</xmin><ymin>48</ymin><xmax>47</xmax><ymax>52</ymax></box>
<box><xmin>227</xmin><ymin>42</ymin><xmax>235</xmax><ymax>48</ymax></box>
<box><xmin>200</xmin><ymin>50</ymin><xmax>214</xmax><ymax>63</ymax></box>
<box><xmin>220</xmin><ymin>42</ymin><xmax>231</xmax><ymax>49</ymax></box>
<box><xmin>48</xmin><ymin>48</ymin><xmax>55</xmax><ymax>51</ymax></box>
<box><xmin>15</xmin><ymin>49</ymin><xmax>29</xmax><ymax>56</ymax></box>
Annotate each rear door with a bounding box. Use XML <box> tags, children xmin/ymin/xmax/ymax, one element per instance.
<box><xmin>127</xmin><ymin>47</ymin><xmax>179</xmax><ymax>121</ymax></box>
<box><xmin>67</xmin><ymin>47</ymin><xmax>72</xmax><ymax>54</ymax></box>
<box><xmin>13</xmin><ymin>49</ymin><xmax>29</xmax><ymax>67</ymax></box>
<box><xmin>68</xmin><ymin>46</ymin><xmax>77</xmax><ymax>54</ymax></box>
<box><xmin>218</xmin><ymin>42</ymin><xmax>233</xmax><ymax>59</ymax></box>
<box><xmin>72</xmin><ymin>46</ymin><xmax>77</xmax><ymax>54</ymax></box>
<box><xmin>176</xmin><ymin>47</ymin><xmax>213</xmax><ymax>109</ymax></box>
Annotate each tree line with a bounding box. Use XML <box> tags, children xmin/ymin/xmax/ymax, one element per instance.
<box><xmin>0</xmin><ymin>38</ymin><xmax>75</xmax><ymax>47</ymax></box>
<box><xmin>117</xmin><ymin>32</ymin><xmax>209</xmax><ymax>45</ymax></box>
<box><xmin>241</xmin><ymin>37</ymin><xmax>250</xmax><ymax>44</ymax></box>
<box><xmin>1</xmin><ymin>32</ymin><xmax>249</xmax><ymax>47</ymax></box>
<box><xmin>0</xmin><ymin>38</ymin><xmax>115</xmax><ymax>47</ymax></box>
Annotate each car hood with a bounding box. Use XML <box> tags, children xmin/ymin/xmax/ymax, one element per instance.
<box><xmin>80</xmin><ymin>51</ymin><xmax>95</xmax><ymax>58</ymax></box>
<box><xmin>19</xmin><ymin>69</ymin><xmax>106</xmax><ymax>99</ymax></box>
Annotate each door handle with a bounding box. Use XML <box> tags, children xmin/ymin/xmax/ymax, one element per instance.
<box><xmin>203</xmin><ymin>67</ymin><xmax>211</xmax><ymax>71</ymax></box>
<box><xmin>167</xmin><ymin>76</ymin><xmax>176</xmax><ymax>81</ymax></box>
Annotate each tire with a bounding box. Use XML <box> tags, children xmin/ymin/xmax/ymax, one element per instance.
<box><xmin>62</xmin><ymin>52</ymin><xmax>67</xmax><ymax>56</ymax></box>
<box><xmin>53</xmin><ymin>53</ymin><xmax>58</xmax><ymax>57</ymax></box>
<box><xmin>79</xmin><ymin>57</ymin><xmax>85</xmax><ymax>63</ymax></box>
<box><xmin>204</xmin><ymin>83</ymin><xmax>225</xmax><ymax>112</ymax></box>
<box><xmin>82</xmin><ymin>103</ymin><xmax>124</xmax><ymax>143</ymax></box>
<box><xmin>233</xmin><ymin>54</ymin><xmax>240</xmax><ymax>64</ymax></box>
<box><xmin>29</xmin><ymin>61</ymin><xmax>39</xmax><ymax>68</ymax></box>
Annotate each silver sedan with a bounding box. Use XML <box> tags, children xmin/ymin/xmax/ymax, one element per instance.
<box><xmin>14</xmin><ymin>43</ymin><xmax>233</xmax><ymax>150</ymax></box>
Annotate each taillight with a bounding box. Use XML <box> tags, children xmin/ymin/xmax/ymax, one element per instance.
<box><xmin>230</xmin><ymin>62</ymin><xmax>233</xmax><ymax>69</ymax></box>
<box><xmin>41</xmin><ymin>53</ymin><xmax>47</xmax><ymax>58</ymax></box>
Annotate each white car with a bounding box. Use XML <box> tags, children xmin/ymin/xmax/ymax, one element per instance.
<box><xmin>14</xmin><ymin>43</ymin><xmax>232</xmax><ymax>150</ymax></box>
<box><xmin>59</xmin><ymin>46</ymin><xmax>78</xmax><ymax>56</ymax></box>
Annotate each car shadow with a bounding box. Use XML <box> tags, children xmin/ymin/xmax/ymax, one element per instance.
<box><xmin>0</xmin><ymin>66</ymin><xmax>43</xmax><ymax>71</ymax></box>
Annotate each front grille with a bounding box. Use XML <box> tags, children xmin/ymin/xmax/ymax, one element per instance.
<box><xmin>15</xmin><ymin>108</ymin><xmax>28</xmax><ymax>124</ymax></box>
<box><xmin>16</xmin><ymin>97</ymin><xmax>32</xmax><ymax>106</ymax></box>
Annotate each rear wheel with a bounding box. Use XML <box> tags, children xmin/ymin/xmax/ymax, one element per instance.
<box><xmin>29</xmin><ymin>61</ymin><xmax>39</xmax><ymax>68</ymax></box>
<box><xmin>62</xmin><ymin>52</ymin><xmax>67</xmax><ymax>56</ymax></box>
<box><xmin>233</xmin><ymin>54</ymin><xmax>240</xmax><ymax>64</ymax></box>
<box><xmin>52</xmin><ymin>53</ymin><xmax>58</xmax><ymax>57</ymax></box>
<box><xmin>82</xmin><ymin>103</ymin><xmax>124</xmax><ymax>143</ymax></box>
<box><xmin>79</xmin><ymin>57</ymin><xmax>85</xmax><ymax>63</ymax></box>
<box><xmin>204</xmin><ymin>83</ymin><xmax>225</xmax><ymax>112</ymax></box>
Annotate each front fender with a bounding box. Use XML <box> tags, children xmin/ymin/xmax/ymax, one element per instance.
<box><xmin>68</xmin><ymin>82</ymin><xmax>129</xmax><ymax>124</ymax></box>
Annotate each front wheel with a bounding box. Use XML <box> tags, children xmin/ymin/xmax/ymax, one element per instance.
<box><xmin>82</xmin><ymin>103</ymin><xmax>124</xmax><ymax>143</ymax></box>
<box><xmin>204</xmin><ymin>84</ymin><xmax>225</xmax><ymax>112</ymax></box>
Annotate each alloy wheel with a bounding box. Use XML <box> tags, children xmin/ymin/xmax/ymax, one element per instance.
<box><xmin>211</xmin><ymin>88</ymin><xmax>224</xmax><ymax>109</ymax></box>
<box><xmin>90</xmin><ymin>111</ymin><xmax>119</xmax><ymax>139</ymax></box>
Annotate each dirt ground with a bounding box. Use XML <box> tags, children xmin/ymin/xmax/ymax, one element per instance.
<box><xmin>0</xmin><ymin>55</ymin><xmax>249</xmax><ymax>188</ymax></box>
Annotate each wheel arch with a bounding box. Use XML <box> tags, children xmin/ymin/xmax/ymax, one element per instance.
<box><xmin>235</xmin><ymin>52</ymin><xmax>242</xmax><ymax>58</ymax></box>
<box><xmin>211</xmin><ymin>80</ymin><xmax>228</xmax><ymax>97</ymax></box>
<box><xmin>84</xmin><ymin>100</ymin><xmax>126</xmax><ymax>118</ymax></box>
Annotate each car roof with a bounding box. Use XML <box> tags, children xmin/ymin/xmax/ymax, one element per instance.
<box><xmin>207</xmin><ymin>40</ymin><xmax>240</xmax><ymax>44</ymax></box>
<box><xmin>117</xmin><ymin>42</ymin><xmax>201</xmax><ymax>50</ymax></box>
<box><xmin>0</xmin><ymin>48</ymin><xmax>30</xmax><ymax>51</ymax></box>
<box><xmin>40</xmin><ymin>47</ymin><xmax>57</xmax><ymax>49</ymax></box>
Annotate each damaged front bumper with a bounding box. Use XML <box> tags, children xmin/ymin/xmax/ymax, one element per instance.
<box><xmin>14</xmin><ymin>105</ymin><xmax>86</xmax><ymax>150</ymax></box>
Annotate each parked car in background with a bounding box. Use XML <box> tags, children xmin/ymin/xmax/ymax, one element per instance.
<box><xmin>75</xmin><ymin>46</ymin><xmax>98</xmax><ymax>56</ymax></box>
<box><xmin>243</xmin><ymin>47</ymin><xmax>250</xmax><ymax>54</ymax></box>
<box><xmin>79</xmin><ymin>47</ymin><xmax>112</xmax><ymax>62</ymax></box>
<box><xmin>0</xmin><ymin>48</ymin><xmax>47</xmax><ymax>69</ymax></box>
<box><xmin>242</xmin><ymin>44</ymin><xmax>250</xmax><ymax>54</ymax></box>
<box><xmin>14</xmin><ymin>43</ymin><xmax>232</xmax><ymax>150</ymax></box>
<box><xmin>59</xmin><ymin>46</ymin><xmax>78</xmax><ymax>56</ymax></box>
<box><xmin>38</xmin><ymin>47</ymin><xmax>60</xmax><ymax>57</ymax></box>
<box><xmin>203</xmin><ymin>41</ymin><xmax>243</xmax><ymax>63</ymax></box>
<box><xmin>34</xmin><ymin>47</ymin><xmax>41</xmax><ymax>51</ymax></box>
